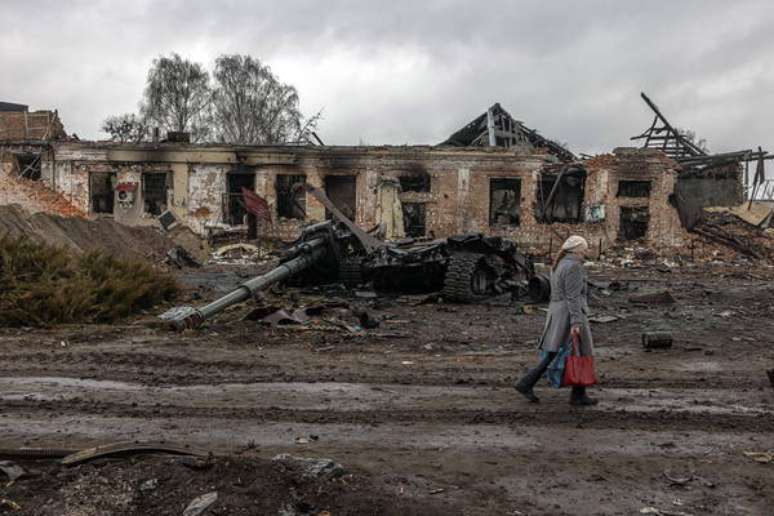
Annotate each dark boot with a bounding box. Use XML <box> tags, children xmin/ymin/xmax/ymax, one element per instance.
<box><xmin>570</xmin><ymin>386</ymin><xmax>598</xmax><ymax>406</ymax></box>
<box><xmin>513</xmin><ymin>353</ymin><xmax>556</xmax><ymax>403</ymax></box>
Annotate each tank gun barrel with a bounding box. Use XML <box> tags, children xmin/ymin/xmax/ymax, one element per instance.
<box><xmin>161</xmin><ymin>236</ymin><xmax>329</xmax><ymax>330</ymax></box>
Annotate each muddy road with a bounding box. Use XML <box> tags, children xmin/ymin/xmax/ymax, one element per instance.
<box><xmin>1</xmin><ymin>264</ymin><xmax>773</xmax><ymax>515</ymax></box>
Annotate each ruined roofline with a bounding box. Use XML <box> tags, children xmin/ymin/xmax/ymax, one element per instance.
<box><xmin>0</xmin><ymin>139</ymin><xmax>55</xmax><ymax>146</ymax></box>
<box><xmin>47</xmin><ymin>139</ymin><xmax>564</xmax><ymax>161</ymax></box>
<box><xmin>439</xmin><ymin>102</ymin><xmax>576</xmax><ymax>162</ymax></box>
<box><xmin>631</xmin><ymin>92</ymin><xmax>707</xmax><ymax>160</ymax></box>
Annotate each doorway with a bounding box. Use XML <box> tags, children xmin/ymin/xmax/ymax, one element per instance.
<box><xmin>324</xmin><ymin>175</ymin><xmax>357</xmax><ymax>221</ymax></box>
<box><xmin>226</xmin><ymin>171</ymin><xmax>256</xmax><ymax>225</ymax></box>
<box><xmin>89</xmin><ymin>172</ymin><xmax>116</xmax><ymax>214</ymax></box>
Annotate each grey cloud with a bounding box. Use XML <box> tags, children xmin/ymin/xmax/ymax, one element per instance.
<box><xmin>1</xmin><ymin>0</ymin><xmax>772</xmax><ymax>155</ymax></box>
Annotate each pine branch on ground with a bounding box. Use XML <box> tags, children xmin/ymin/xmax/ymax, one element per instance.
<box><xmin>0</xmin><ymin>236</ymin><xmax>177</xmax><ymax>326</ymax></box>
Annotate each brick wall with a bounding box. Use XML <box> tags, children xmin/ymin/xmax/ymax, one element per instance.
<box><xmin>0</xmin><ymin>110</ymin><xmax>66</xmax><ymax>141</ymax></box>
<box><xmin>43</xmin><ymin>142</ymin><xmax>691</xmax><ymax>253</ymax></box>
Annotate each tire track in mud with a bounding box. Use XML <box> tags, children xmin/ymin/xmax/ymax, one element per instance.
<box><xmin>0</xmin><ymin>349</ymin><xmax>762</xmax><ymax>389</ymax></box>
<box><xmin>3</xmin><ymin>397</ymin><xmax>772</xmax><ymax>433</ymax></box>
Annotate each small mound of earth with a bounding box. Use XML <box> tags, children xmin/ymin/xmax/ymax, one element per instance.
<box><xmin>3</xmin><ymin>454</ymin><xmax>456</xmax><ymax>515</ymax></box>
<box><xmin>0</xmin><ymin>204</ymin><xmax>176</xmax><ymax>262</ymax></box>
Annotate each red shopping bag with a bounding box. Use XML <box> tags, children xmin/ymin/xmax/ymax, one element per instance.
<box><xmin>562</xmin><ymin>334</ymin><xmax>598</xmax><ymax>387</ymax></box>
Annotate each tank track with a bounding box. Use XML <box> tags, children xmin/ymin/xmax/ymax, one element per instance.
<box><xmin>441</xmin><ymin>252</ymin><xmax>485</xmax><ymax>303</ymax></box>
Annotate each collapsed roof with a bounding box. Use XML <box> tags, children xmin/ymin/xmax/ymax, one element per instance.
<box><xmin>440</xmin><ymin>103</ymin><xmax>576</xmax><ymax>162</ymax></box>
<box><xmin>631</xmin><ymin>92</ymin><xmax>771</xmax><ymax>173</ymax></box>
<box><xmin>630</xmin><ymin>92</ymin><xmax>708</xmax><ymax>161</ymax></box>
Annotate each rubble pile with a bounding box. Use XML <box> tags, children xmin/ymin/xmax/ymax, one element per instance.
<box><xmin>0</xmin><ymin>236</ymin><xmax>177</xmax><ymax>326</ymax></box>
<box><xmin>0</xmin><ymin>156</ymin><xmax>85</xmax><ymax>218</ymax></box>
<box><xmin>0</xmin><ymin>453</ymin><xmax>452</xmax><ymax>515</ymax></box>
<box><xmin>210</xmin><ymin>242</ymin><xmax>274</xmax><ymax>265</ymax></box>
<box><xmin>693</xmin><ymin>210</ymin><xmax>774</xmax><ymax>261</ymax></box>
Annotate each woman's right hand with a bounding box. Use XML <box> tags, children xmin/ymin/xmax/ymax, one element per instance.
<box><xmin>571</xmin><ymin>325</ymin><xmax>582</xmax><ymax>337</ymax></box>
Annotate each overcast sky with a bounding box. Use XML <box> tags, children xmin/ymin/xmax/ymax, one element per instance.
<box><xmin>2</xmin><ymin>0</ymin><xmax>773</xmax><ymax>155</ymax></box>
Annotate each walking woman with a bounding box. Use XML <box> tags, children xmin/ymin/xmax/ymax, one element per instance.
<box><xmin>514</xmin><ymin>235</ymin><xmax>598</xmax><ymax>406</ymax></box>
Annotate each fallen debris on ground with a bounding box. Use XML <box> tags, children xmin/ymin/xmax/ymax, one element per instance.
<box><xmin>0</xmin><ymin>460</ymin><xmax>26</xmax><ymax>483</ymax></box>
<box><xmin>628</xmin><ymin>289</ymin><xmax>676</xmax><ymax>305</ymax></box>
<box><xmin>61</xmin><ymin>441</ymin><xmax>208</xmax><ymax>466</ymax></box>
<box><xmin>272</xmin><ymin>454</ymin><xmax>345</xmax><ymax>479</ymax></box>
<box><xmin>0</xmin><ymin>454</ymin><xmax>453</xmax><ymax>515</ymax></box>
<box><xmin>743</xmin><ymin>451</ymin><xmax>774</xmax><ymax>464</ymax></box>
<box><xmin>642</xmin><ymin>332</ymin><xmax>674</xmax><ymax>350</ymax></box>
<box><xmin>182</xmin><ymin>491</ymin><xmax>218</xmax><ymax>516</ymax></box>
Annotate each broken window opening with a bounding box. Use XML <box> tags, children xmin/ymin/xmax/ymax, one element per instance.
<box><xmin>617</xmin><ymin>180</ymin><xmax>652</xmax><ymax>198</ymax></box>
<box><xmin>89</xmin><ymin>172</ymin><xmax>116</xmax><ymax>214</ymax></box>
<box><xmin>489</xmin><ymin>178</ymin><xmax>521</xmax><ymax>227</ymax></box>
<box><xmin>619</xmin><ymin>207</ymin><xmax>650</xmax><ymax>241</ymax></box>
<box><xmin>142</xmin><ymin>172</ymin><xmax>170</xmax><ymax>216</ymax></box>
<box><xmin>15</xmin><ymin>153</ymin><xmax>42</xmax><ymax>180</ymax></box>
<box><xmin>225</xmin><ymin>171</ymin><xmax>255</xmax><ymax>225</ymax></box>
<box><xmin>535</xmin><ymin>168</ymin><xmax>586</xmax><ymax>223</ymax></box>
<box><xmin>276</xmin><ymin>174</ymin><xmax>306</xmax><ymax>219</ymax></box>
<box><xmin>324</xmin><ymin>175</ymin><xmax>357</xmax><ymax>221</ymax></box>
<box><xmin>398</xmin><ymin>171</ymin><xmax>431</xmax><ymax>193</ymax></box>
<box><xmin>402</xmin><ymin>202</ymin><xmax>426</xmax><ymax>237</ymax></box>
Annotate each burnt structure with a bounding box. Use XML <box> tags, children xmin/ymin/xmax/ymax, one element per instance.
<box><xmin>631</xmin><ymin>92</ymin><xmax>772</xmax><ymax>208</ymax></box>
<box><xmin>0</xmin><ymin>102</ymin><xmax>69</xmax><ymax>204</ymax></box>
<box><xmin>3</xmin><ymin>139</ymin><xmax>688</xmax><ymax>255</ymax></box>
<box><xmin>441</xmin><ymin>103</ymin><xmax>576</xmax><ymax>162</ymax></box>
<box><xmin>9</xmin><ymin>98</ymin><xmax>770</xmax><ymax>257</ymax></box>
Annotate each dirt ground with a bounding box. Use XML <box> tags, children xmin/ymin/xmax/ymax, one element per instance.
<box><xmin>1</xmin><ymin>261</ymin><xmax>774</xmax><ymax>515</ymax></box>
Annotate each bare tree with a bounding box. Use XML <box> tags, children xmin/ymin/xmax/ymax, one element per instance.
<box><xmin>211</xmin><ymin>54</ymin><xmax>320</xmax><ymax>144</ymax></box>
<box><xmin>140</xmin><ymin>53</ymin><xmax>211</xmax><ymax>141</ymax></box>
<box><xmin>101</xmin><ymin>113</ymin><xmax>149</xmax><ymax>143</ymax></box>
<box><xmin>677</xmin><ymin>127</ymin><xmax>709</xmax><ymax>153</ymax></box>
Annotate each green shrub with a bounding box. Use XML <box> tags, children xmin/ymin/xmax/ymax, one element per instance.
<box><xmin>0</xmin><ymin>236</ymin><xmax>177</xmax><ymax>326</ymax></box>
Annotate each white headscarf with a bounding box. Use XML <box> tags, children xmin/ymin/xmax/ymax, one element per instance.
<box><xmin>561</xmin><ymin>235</ymin><xmax>589</xmax><ymax>252</ymax></box>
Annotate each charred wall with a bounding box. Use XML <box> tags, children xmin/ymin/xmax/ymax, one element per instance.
<box><xmin>675</xmin><ymin>163</ymin><xmax>743</xmax><ymax>209</ymax></box>
<box><xmin>43</xmin><ymin>143</ymin><xmax>691</xmax><ymax>254</ymax></box>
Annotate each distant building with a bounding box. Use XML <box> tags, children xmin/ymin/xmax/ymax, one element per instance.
<box><xmin>0</xmin><ymin>102</ymin><xmax>67</xmax><ymax>141</ymax></box>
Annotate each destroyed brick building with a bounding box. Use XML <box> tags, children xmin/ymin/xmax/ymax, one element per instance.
<box><xmin>12</xmin><ymin>140</ymin><xmax>689</xmax><ymax>254</ymax></box>
<box><xmin>2</xmin><ymin>98</ymin><xmax>769</xmax><ymax>256</ymax></box>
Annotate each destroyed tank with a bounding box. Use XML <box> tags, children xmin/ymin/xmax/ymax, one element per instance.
<box><xmin>342</xmin><ymin>233</ymin><xmax>540</xmax><ymax>303</ymax></box>
<box><xmin>161</xmin><ymin>185</ymin><xmax>549</xmax><ymax>330</ymax></box>
<box><xmin>302</xmin><ymin>183</ymin><xmax>548</xmax><ymax>302</ymax></box>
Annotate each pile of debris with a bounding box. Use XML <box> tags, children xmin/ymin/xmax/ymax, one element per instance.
<box><xmin>0</xmin><ymin>152</ymin><xmax>85</xmax><ymax>218</ymax></box>
<box><xmin>693</xmin><ymin>206</ymin><xmax>774</xmax><ymax>261</ymax></box>
<box><xmin>210</xmin><ymin>242</ymin><xmax>274</xmax><ymax>265</ymax></box>
<box><xmin>0</xmin><ymin>443</ymin><xmax>452</xmax><ymax>515</ymax></box>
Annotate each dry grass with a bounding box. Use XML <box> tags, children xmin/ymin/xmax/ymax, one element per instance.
<box><xmin>0</xmin><ymin>236</ymin><xmax>177</xmax><ymax>326</ymax></box>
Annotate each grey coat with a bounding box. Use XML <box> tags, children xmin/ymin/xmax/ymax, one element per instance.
<box><xmin>538</xmin><ymin>254</ymin><xmax>594</xmax><ymax>357</ymax></box>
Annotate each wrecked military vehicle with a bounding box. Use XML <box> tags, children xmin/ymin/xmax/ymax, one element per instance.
<box><xmin>162</xmin><ymin>185</ymin><xmax>548</xmax><ymax>330</ymax></box>
<box><xmin>341</xmin><ymin>233</ymin><xmax>542</xmax><ymax>303</ymax></box>
<box><xmin>301</xmin><ymin>183</ymin><xmax>548</xmax><ymax>302</ymax></box>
